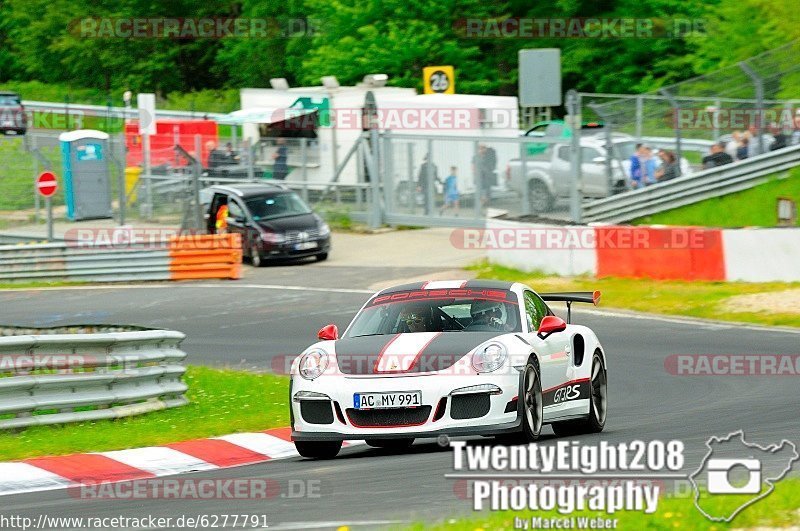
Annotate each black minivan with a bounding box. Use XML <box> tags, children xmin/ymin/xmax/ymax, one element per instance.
<box><xmin>204</xmin><ymin>183</ymin><xmax>331</xmax><ymax>266</ymax></box>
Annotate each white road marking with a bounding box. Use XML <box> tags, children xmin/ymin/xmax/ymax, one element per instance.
<box><xmin>97</xmin><ymin>447</ymin><xmax>218</xmax><ymax>476</ymax></box>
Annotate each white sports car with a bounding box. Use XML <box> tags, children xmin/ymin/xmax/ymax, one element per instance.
<box><xmin>290</xmin><ymin>280</ymin><xmax>607</xmax><ymax>458</ymax></box>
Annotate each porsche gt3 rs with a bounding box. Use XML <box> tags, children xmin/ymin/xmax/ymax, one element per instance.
<box><xmin>289</xmin><ymin>280</ymin><xmax>608</xmax><ymax>459</ymax></box>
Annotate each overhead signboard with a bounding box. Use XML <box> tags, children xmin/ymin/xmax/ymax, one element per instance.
<box><xmin>518</xmin><ymin>49</ymin><xmax>562</xmax><ymax>107</ymax></box>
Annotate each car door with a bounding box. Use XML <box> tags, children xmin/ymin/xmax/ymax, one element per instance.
<box><xmin>549</xmin><ymin>145</ymin><xmax>572</xmax><ymax>197</ymax></box>
<box><xmin>225</xmin><ymin>197</ymin><xmax>250</xmax><ymax>246</ymax></box>
<box><xmin>581</xmin><ymin>146</ymin><xmax>608</xmax><ymax>197</ymax></box>
<box><xmin>521</xmin><ymin>291</ymin><xmax>570</xmax><ymax>394</ymax></box>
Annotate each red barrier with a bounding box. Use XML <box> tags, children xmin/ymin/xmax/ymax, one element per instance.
<box><xmin>595</xmin><ymin>227</ymin><xmax>725</xmax><ymax>281</ymax></box>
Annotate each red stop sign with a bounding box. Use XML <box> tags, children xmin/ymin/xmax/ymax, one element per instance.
<box><xmin>37</xmin><ymin>172</ymin><xmax>58</xmax><ymax>198</ymax></box>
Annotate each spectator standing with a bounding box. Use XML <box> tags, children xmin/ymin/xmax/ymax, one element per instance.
<box><xmin>725</xmin><ymin>131</ymin><xmax>742</xmax><ymax>159</ymax></box>
<box><xmin>629</xmin><ymin>143</ymin><xmax>643</xmax><ymax>188</ymax></box>
<box><xmin>642</xmin><ymin>146</ymin><xmax>657</xmax><ymax>186</ymax></box>
<box><xmin>702</xmin><ymin>142</ymin><xmax>734</xmax><ymax>169</ymax></box>
<box><xmin>736</xmin><ymin>137</ymin><xmax>749</xmax><ymax>160</ymax></box>
<box><xmin>440</xmin><ymin>166</ymin><xmax>460</xmax><ymax>216</ymax></box>
<box><xmin>655</xmin><ymin>150</ymin><xmax>679</xmax><ymax>182</ymax></box>
<box><xmin>417</xmin><ymin>153</ymin><xmax>439</xmax><ymax>215</ymax></box>
<box><xmin>747</xmin><ymin>124</ymin><xmax>772</xmax><ymax>157</ymax></box>
<box><xmin>271</xmin><ymin>138</ymin><xmax>289</xmax><ymax>180</ymax></box>
<box><xmin>791</xmin><ymin>114</ymin><xmax>800</xmax><ymax>145</ymax></box>
<box><xmin>769</xmin><ymin>124</ymin><xmax>788</xmax><ymax>151</ymax></box>
<box><xmin>472</xmin><ymin>144</ymin><xmax>497</xmax><ymax>206</ymax></box>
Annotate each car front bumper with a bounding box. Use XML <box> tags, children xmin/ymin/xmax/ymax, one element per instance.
<box><xmin>290</xmin><ymin>369</ymin><xmax>524</xmax><ymax>442</ymax></box>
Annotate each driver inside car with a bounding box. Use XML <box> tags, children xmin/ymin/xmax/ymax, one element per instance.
<box><xmin>398</xmin><ymin>304</ymin><xmax>433</xmax><ymax>333</ymax></box>
<box><xmin>466</xmin><ymin>299</ymin><xmax>506</xmax><ymax>331</ymax></box>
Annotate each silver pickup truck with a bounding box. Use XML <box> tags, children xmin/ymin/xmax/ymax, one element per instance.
<box><xmin>505</xmin><ymin>135</ymin><xmax>631</xmax><ymax>213</ymax></box>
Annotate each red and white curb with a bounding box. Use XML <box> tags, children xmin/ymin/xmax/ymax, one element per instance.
<box><xmin>0</xmin><ymin>427</ymin><xmax>362</xmax><ymax>497</ymax></box>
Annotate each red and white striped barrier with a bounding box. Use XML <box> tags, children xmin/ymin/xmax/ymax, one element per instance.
<box><xmin>0</xmin><ymin>428</ymin><xmax>361</xmax><ymax>497</ymax></box>
<box><xmin>482</xmin><ymin>219</ymin><xmax>800</xmax><ymax>282</ymax></box>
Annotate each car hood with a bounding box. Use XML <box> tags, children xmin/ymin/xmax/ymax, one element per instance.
<box><xmin>256</xmin><ymin>213</ymin><xmax>318</xmax><ymax>232</ymax></box>
<box><xmin>333</xmin><ymin>332</ymin><xmax>501</xmax><ymax>375</ymax></box>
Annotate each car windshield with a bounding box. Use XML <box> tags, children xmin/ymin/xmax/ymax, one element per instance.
<box><xmin>245</xmin><ymin>192</ymin><xmax>311</xmax><ymax>221</ymax></box>
<box><xmin>614</xmin><ymin>141</ymin><xmax>638</xmax><ymax>160</ymax></box>
<box><xmin>346</xmin><ymin>289</ymin><xmax>521</xmax><ymax>337</ymax></box>
<box><xmin>0</xmin><ymin>95</ymin><xmax>21</xmax><ymax>106</ymax></box>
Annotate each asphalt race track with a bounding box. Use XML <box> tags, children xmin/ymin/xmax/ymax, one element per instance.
<box><xmin>1</xmin><ymin>275</ymin><xmax>799</xmax><ymax>529</ymax></box>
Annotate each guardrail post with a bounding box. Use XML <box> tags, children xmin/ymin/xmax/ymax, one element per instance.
<box><xmin>520</xmin><ymin>138</ymin><xmax>530</xmax><ymax>216</ymax></box>
<box><xmin>193</xmin><ymin>134</ymin><xmax>204</xmax><ymax>231</ymax></box>
<box><xmin>635</xmin><ymin>95</ymin><xmax>643</xmax><ymax>143</ymax></box>
<box><xmin>425</xmin><ymin>138</ymin><xmax>435</xmax><ymax>217</ymax></box>
<box><xmin>383</xmin><ymin>133</ymin><xmax>394</xmax><ymax>215</ymax></box>
<box><xmin>473</xmin><ymin>140</ymin><xmax>481</xmax><ymax>220</ymax></box>
<box><xmin>245</xmin><ymin>139</ymin><xmax>255</xmax><ymax>181</ymax></box>
<box><xmin>567</xmin><ymin>90</ymin><xmax>583</xmax><ymax>223</ymax></box>
<box><xmin>739</xmin><ymin>61</ymin><xmax>765</xmax><ymax>156</ymax></box>
<box><xmin>660</xmin><ymin>89</ymin><xmax>683</xmax><ymax>177</ymax></box>
<box><xmin>32</xmin><ymin>135</ymin><xmax>40</xmax><ymax>223</ymax></box>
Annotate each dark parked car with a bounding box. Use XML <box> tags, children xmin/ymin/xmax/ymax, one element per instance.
<box><xmin>0</xmin><ymin>91</ymin><xmax>27</xmax><ymax>136</ymax></box>
<box><xmin>203</xmin><ymin>183</ymin><xmax>331</xmax><ymax>266</ymax></box>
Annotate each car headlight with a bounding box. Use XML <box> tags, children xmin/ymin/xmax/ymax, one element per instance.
<box><xmin>261</xmin><ymin>231</ymin><xmax>286</xmax><ymax>243</ymax></box>
<box><xmin>318</xmin><ymin>222</ymin><xmax>331</xmax><ymax>237</ymax></box>
<box><xmin>298</xmin><ymin>349</ymin><xmax>329</xmax><ymax>380</ymax></box>
<box><xmin>471</xmin><ymin>342</ymin><xmax>508</xmax><ymax>373</ymax></box>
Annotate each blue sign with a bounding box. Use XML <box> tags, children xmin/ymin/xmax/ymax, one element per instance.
<box><xmin>76</xmin><ymin>143</ymin><xmax>103</xmax><ymax>161</ymax></box>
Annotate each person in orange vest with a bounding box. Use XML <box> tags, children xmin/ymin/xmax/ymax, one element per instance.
<box><xmin>215</xmin><ymin>199</ymin><xmax>229</xmax><ymax>234</ymax></box>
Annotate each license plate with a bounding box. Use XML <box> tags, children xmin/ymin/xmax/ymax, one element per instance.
<box><xmin>354</xmin><ymin>391</ymin><xmax>422</xmax><ymax>409</ymax></box>
<box><xmin>294</xmin><ymin>241</ymin><xmax>318</xmax><ymax>250</ymax></box>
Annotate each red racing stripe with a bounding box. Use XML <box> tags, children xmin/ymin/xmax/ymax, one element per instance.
<box><xmin>166</xmin><ymin>439</ymin><xmax>270</xmax><ymax>467</ymax></box>
<box><xmin>25</xmin><ymin>454</ymin><xmax>155</xmax><ymax>484</ymax></box>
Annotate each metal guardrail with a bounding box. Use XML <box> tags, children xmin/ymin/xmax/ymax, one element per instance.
<box><xmin>583</xmin><ymin>144</ymin><xmax>800</xmax><ymax>223</ymax></box>
<box><xmin>0</xmin><ymin>328</ymin><xmax>188</xmax><ymax>429</ymax></box>
<box><xmin>0</xmin><ymin>234</ymin><xmax>242</xmax><ymax>282</ymax></box>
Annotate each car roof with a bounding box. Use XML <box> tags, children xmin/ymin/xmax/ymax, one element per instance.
<box><xmin>375</xmin><ymin>279</ymin><xmax>516</xmax><ymax>296</ymax></box>
<box><xmin>207</xmin><ymin>183</ymin><xmax>289</xmax><ymax>198</ymax></box>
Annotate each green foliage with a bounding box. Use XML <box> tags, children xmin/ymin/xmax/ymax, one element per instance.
<box><xmin>0</xmin><ymin>0</ymin><xmax>796</xmax><ymax>101</ymax></box>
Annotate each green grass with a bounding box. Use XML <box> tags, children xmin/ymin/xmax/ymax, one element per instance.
<box><xmin>0</xmin><ymin>366</ymin><xmax>289</xmax><ymax>460</ymax></box>
<box><xmin>404</xmin><ymin>478</ymin><xmax>800</xmax><ymax>530</ymax></box>
<box><xmin>0</xmin><ymin>138</ymin><xmax>65</xmax><ymax>210</ymax></box>
<box><xmin>633</xmin><ymin>168</ymin><xmax>800</xmax><ymax>227</ymax></box>
<box><xmin>468</xmin><ymin>262</ymin><xmax>800</xmax><ymax>328</ymax></box>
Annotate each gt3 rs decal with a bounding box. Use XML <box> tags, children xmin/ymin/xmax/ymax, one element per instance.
<box><xmin>542</xmin><ymin>378</ymin><xmax>590</xmax><ymax>407</ymax></box>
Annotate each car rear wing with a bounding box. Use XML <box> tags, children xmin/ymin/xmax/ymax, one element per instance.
<box><xmin>540</xmin><ymin>291</ymin><xmax>601</xmax><ymax>323</ymax></box>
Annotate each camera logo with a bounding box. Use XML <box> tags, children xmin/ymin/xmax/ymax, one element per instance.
<box><xmin>689</xmin><ymin>431</ymin><xmax>798</xmax><ymax>522</ymax></box>
<box><xmin>706</xmin><ymin>458</ymin><xmax>761</xmax><ymax>494</ymax></box>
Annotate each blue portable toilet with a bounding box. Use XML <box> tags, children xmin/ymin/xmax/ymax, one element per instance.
<box><xmin>59</xmin><ymin>129</ymin><xmax>113</xmax><ymax>220</ymax></box>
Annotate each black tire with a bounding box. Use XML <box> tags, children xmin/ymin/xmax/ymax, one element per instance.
<box><xmin>294</xmin><ymin>440</ymin><xmax>342</xmax><ymax>459</ymax></box>
<box><xmin>551</xmin><ymin>352</ymin><xmax>607</xmax><ymax>437</ymax></box>
<box><xmin>528</xmin><ymin>180</ymin><xmax>554</xmax><ymax>214</ymax></box>
<box><xmin>499</xmin><ymin>359</ymin><xmax>543</xmax><ymax>444</ymax></box>
<box><xmin>365</xmin><ymin>438</ymin><xmax>415</xmax><ymax>449</ymax></box>
<box><xmin>250</xmin><ymin>244</ymin><xmax>263</xmax><ymax>267</ymax></box>
<box><xmin>315</xmin><ymin>252</ymin><xmax>328</xmax><ymax>262</ymax></box>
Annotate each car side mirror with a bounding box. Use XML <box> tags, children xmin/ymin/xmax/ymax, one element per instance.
<box><xmin>318</xmin><ymin>324</ymin><xmax>339</xmax><ymax>341</ymax></box>
<box><xmin>537</xmin><ymin>315</ymin><xmax>567</xmax><ymax>339</ymax></box>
